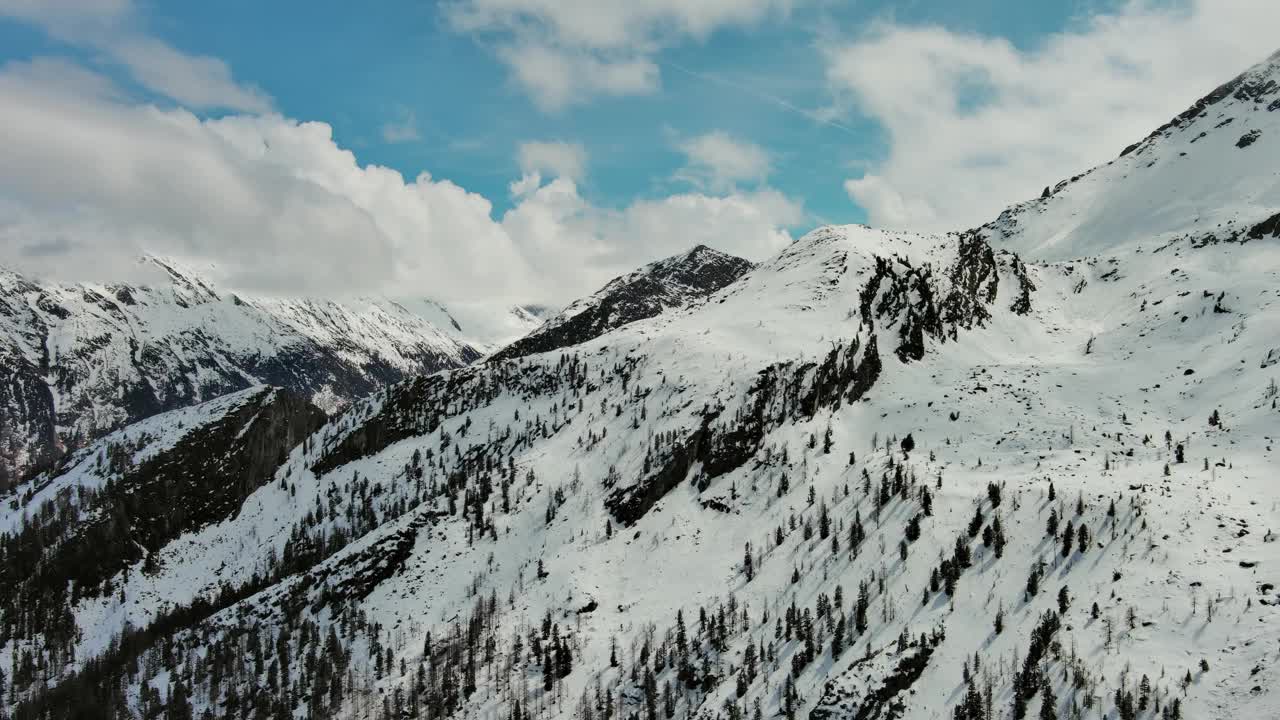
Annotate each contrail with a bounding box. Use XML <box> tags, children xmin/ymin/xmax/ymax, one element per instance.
<box><xmin>664</xmin><ymin>60</ymin><xmax>859</xmax><ymax>136</ymax></box>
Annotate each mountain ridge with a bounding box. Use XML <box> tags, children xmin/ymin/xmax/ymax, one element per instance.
<box><xmin>490</xmin><ymin>244</ymin><xmax>755</xmax><ymax>361</ymax></box>
<box><xmin>0</xmin><ymin>256</ymin><xmax>542</xmax><ymax>485</ymax></box>
<box><xmin>976</xmin><ymin>47</ymin><xmax>1280</xmax><ymax>262</ymax></box>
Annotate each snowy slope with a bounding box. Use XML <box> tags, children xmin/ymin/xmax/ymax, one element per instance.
<box><xmin>977</xmin><ymin>48</ymin><xmax>1280</xmax><ymax>262</ymax></box>
<box><xmin>7</xmin><ymin>50</ymin><xmax>1280</xmax><ymax>720</ymax></box>
<box><xmin>0</xmin><ymin>256</ymin><xmax>542</xmax><ymax>485</ymax></box>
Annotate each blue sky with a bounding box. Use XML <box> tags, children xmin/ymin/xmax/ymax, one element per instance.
<box><xmin>0</xmin><ymin>0</ymin><xmax>1273</xmax><ymax>303</ymax></box>
<box><xmin>62</xmin><ymin>0</ymin><xmax>1116</xmax><ymax>221</ymax></box>
<box><xmin>0</xmin><ymin>0</ymin><xmax>1124</xmax><ymax>221</ymax></box>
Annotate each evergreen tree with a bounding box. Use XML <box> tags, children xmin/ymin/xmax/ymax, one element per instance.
<box><xmin>832</xmin><ymin>615</ymin><xmax>846</xmax><ymax>658</ymax></box>
<box><xmin>1039</xmin><ymin>682</ymin><xmax>1058</xmax><ymax>720</ymax></box>
<box><xmin>855</xmin><ymin>582</ymin><xmax>869</xmax><ymax>634</ymax></box>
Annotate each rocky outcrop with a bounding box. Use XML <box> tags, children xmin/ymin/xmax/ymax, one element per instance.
<box><xmin>810</xmin><ymin>630</ymin><xmax>944</xmax><ymax>720</ymax></box>
<box><xmin>1248</xmin><ymin>212</ymin><xmax>1280</xmax><ymax>240</ymax></box>
<box><xmin>604</xmin><ymin>231</ymin><xmax>1025</xmax><ymax>526</ymax></box>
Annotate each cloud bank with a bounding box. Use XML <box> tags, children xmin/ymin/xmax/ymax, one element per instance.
<box><xmin>0</xmin><ymin>59</ymin><xmax>799</xmax><ymax>303</ymax></box>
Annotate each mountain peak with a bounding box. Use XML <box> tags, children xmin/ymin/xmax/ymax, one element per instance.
<box><xmin>490</xmin><ymin>245</ymin><xmax>754</xmax><ymax>360</ymax></box>
<box><xmin>1116</xmin><ymin>47</ymin><xmax>1280</xmax><ymax>161</ymax></box>
<box><xmin>976</xmin><ymin>47</ymin><xmax>1280</xmax><ymax>262</ymax></box>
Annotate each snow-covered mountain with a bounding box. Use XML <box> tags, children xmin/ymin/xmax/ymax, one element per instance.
<box><xmin>978</xmin><ymin>47</ymin><xmax>1280</xmax><ymax>260</ymax></box>
<box><xmin>0</xmin><ymin>256</ymin><xmax>542</xmax><ymax>486</ymax></box>
<box><xmin>5</xmin><ymin>50</ymin><xmax>1280</xmax><ymax>720</ymax></box>
<box><xmin>491</xmin><ymin>244</ymin><xmax>754</xmax><ymax>361</ymax></box>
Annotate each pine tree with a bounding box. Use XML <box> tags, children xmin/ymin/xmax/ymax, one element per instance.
<box><xmin>955</xmin><ymin>680</ymin><xmax>984</xmax><ymax>720</ymax></box>
<box><xmin>832</xmin><ymin>615</ymin><xmax>846</xmax><ymax>658</ymax></box>
<box><xmin>1039</xmin><ymin>681</ymin><xmax>1058</xmax><ymax>720</ymax></box>
<box><xmin>783</xmin><ymin>674</ymin><xmax>797</xmax><ymax>720</ymax></box>
<box><xmin>855</xmin><ymin>582</ymin><xmax>869</xmax><ymax>634</ymax></box>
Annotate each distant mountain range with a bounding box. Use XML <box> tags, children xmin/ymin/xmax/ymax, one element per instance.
<box><xmin>0</xmin><ymin>256</ymin><xmax>544</xmax><ymax>485</ymax></box>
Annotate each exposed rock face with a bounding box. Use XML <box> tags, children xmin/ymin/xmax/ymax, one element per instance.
<box><xmin>490</xmin><ymin>245</ymin><xmax>754</xmax><ymax>361</ymax></box>
<box><xmin>0</xmin><ymin>339</ymin><xmax>57</xmax><ymax>488</ymax></box>
<box><xmin>1249</xmin><ymin>212</ymin><xmax>1280</xmax><ymax>239</ymax></box>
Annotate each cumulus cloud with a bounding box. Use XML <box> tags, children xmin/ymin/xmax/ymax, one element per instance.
<box><xmin>676</xmin><ymin>131</ymin><xmax>771</xmax><ymax>191</ymax></box>
<box><xmin>518</xmin><ymin>140</ymin><xmax>588</xmax><ymax>182</ymax></box>
<box><xmin>0</xmin><ymin>59</ymin><xmax>800</xmax><ymax>304</ymax></box>
<box><xmin>503</xmin><ymin>176</ymin><xmax>800</xmax><ymax>284</ymax></box>
<box><xmin>444</xmin><ymin>0</ymin><xmax>796</xmax><ymax>110</ymax></box>
<box><xmin>0</xmin><ymin>0</ymin><xmax>270</xmax><ymax>113</ymax></box>
<box><xmin>827</xmin><ymin>0</ymin><xmax>1280</xmax><ymax>233</ymax></box>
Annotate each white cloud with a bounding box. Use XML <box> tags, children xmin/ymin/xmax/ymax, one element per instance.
<box><xmin>0</xmin><ymin>59</ymin><xmax>800</xmax><ymax>304</ymax></box>
<box><xmin>677</xmin><ymin>131</ymin><xmax>771</xmax><ymax>191</ymax></box>
<box><xmin>0</xmin><ymin>0</ymin><xmax>130</xmax><ymax>31</ymax></box>
<box><xmin>827</xmin><ymin>0</ymin><xmax>1280</xmax><ymax>233</ymax></box>
<box><xmin>498</xmin><ymin>44</ymin><xmax>658</xmax><ymax>111</ymax></box>
<box><xmin>381</xmin><ymin>111</ymin><xmax>421</xmax><ymax>143</ymax></box>
<box><xmin>501</xmin><ymin>176</ymin><xmax>801</xmax><ymax>285</ymax></box>
<box><xmin>444</xmin><ymin>0</ymin><xmax>796</xmax><ymax>110</ymax></box>
<box><xmin>0</xmin><ymin>0</ymin><xmax>270</xmax><ymax>113</ymax></box>
<box><xmin>108</xmin><ymin>37</ymin><xmax>272</xmax><ymax>113</ymax></box>
<box><xmin>518</xmin><ymin>140</ymin><xmax>588</xmax><ymax>182</ymax></box>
